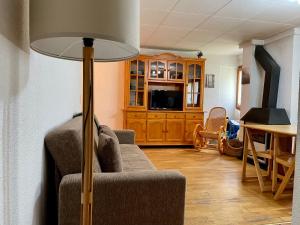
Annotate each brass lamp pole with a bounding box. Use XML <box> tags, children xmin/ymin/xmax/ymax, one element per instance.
<box><xmin>81</xmin><ymin>38</ymin><xmax>95</xmax><ymax>225</ymax></box>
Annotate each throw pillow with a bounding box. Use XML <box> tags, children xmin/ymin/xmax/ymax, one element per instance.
<box><xmin>97</xmin><ymin>133</ymin><xmax>122</xmax><ymax>172</ymax></box>
<box><xmin>99</xmin><ymin>125</ymin><xmax>118</xmax><ymax>142</ymax></box>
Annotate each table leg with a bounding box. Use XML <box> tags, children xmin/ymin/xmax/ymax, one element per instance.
<box><xmin>242</xmin><ymin>127</ymin><xmax>249</xmax><ymax>181</ymax></box>
<box><xmin>267</xmin><ymin>133</ymin><xmax>274</xmax><ymax>178</ymax></box>
<box><xmin>246</xmin><ymin>129</ymin><xmax>269</xmax><ymax>192</ymax></box>
<box><xmin>274</xmin><ymin>160</ymin><xmax>295</xmax><ymax>200</ymax></box>
<box><xmin>272</xmin><ymin>134</ymin><xmax>279</xmax><ymax>192</ymax></box>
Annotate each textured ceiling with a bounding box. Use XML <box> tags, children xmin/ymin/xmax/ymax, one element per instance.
<box><xmin>141</xmin><ymin>0</ymin><xmax>300</xmax><ymax>55</ymax></box>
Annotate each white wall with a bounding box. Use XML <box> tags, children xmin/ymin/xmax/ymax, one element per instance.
<box><xmin>94</xmin><ymin>62</ymin><xmax>125</xmax><ymax>129</ymax></box>
<box><xmin>204</xmin><ymin>54</ymin><xmax>240</xmax><ymax>121</ymax></box>
<box><xmin>240</xmin><ymin>42</ymin><xmax>265</xmax><ymax>118</ymax></box>
<box><xmin>265</xmin><ymin>35</ymin><xmax>299</xmax><ymax>125</ymax></box>
<box><xmin>0</xmin><ymin>1</ymin><xmax>82</xmax><ymax>225</ymax></box>
<box><xmin>291</xmin><ymin>29</ymin><xmax>300</xmax><ymax>225</ymax></box>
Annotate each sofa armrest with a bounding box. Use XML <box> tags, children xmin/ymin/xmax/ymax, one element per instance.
<box><xmin>113</xmin><ymin>129</ymin><xmax>135</xmax><ymax>144</ymax></box>
<box><xmin>59</xmin><ymin>171</ymin><xmax>186</xmax><ymax>225</ymax></box>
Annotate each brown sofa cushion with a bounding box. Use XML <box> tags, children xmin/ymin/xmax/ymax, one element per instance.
<box><xmin>120</xmin><ymin>144</ymin><xmax>156</xmax><ymax>172</ymax></box>
<box><xmin>97</xmin><ymin>133</ymin><xmax>122</xmax><ymax>172</ymax></box>
<box><xmin>45</xmin><ymin>117</ymin><xmax>101</xmax><ymax>177</ymax></box>
<box><xmin>99</xmin><ymin>125</ymin><xmax>118</xmax><ymax>141</ymax></box>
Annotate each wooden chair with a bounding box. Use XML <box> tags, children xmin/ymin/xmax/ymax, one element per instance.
<box><xmin>193</xmin><ymin>107</ymin><xmax>227</xmax><ymax>152</ymax></box>
<box><xmin>272</xmin><ymin>134</ymin><xmax>295</xmax><ymax>200</ymax></box>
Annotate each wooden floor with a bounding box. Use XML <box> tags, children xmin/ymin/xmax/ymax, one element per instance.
<box><xmin>143</xmin><ymin>148</ymin><xmax>292</xmax><ymax>225</ymax></box>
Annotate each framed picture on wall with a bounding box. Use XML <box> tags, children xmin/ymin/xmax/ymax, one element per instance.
<box><xmin>205</xmin><ymin>74</ymin><xmax>215</xmax><ymax>88</ymax></box>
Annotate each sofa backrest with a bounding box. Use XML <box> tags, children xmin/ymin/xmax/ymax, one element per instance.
<box><xmin>45</xmin><ymin>116</ymin><xmax>101</xmax><ymax>177</ymax></box>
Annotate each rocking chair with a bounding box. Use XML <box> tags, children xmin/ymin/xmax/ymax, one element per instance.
<box><xmin>193</xmin><ymin>107</ymin><xmax>227</xmax><ymax>152</ymax></box>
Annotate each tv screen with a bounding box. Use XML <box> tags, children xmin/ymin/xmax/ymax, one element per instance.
<box><xmin>149</xmin><ymin>90</ymin><xmax>183</xmax><ymax>110</ymax></box>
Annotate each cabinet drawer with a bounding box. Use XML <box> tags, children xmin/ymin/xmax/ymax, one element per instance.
<box><xmin>167</xmin><ymin>113</ymin><xmax>185</xmax><ymax>119</ymax></box>
<box><xmin>127</xmin><ymin>112</ymin><xmax>146</xmax><ymax>119</ymax></box>
<box><xmin>186</xmin><ymin>113</ymin><xmax>203</xmax><ymax>120</ymax></box>
<box><xmin>147</xmin><ymin>113</ymin><xmax>166</xmax><ymax>119</ymax></box>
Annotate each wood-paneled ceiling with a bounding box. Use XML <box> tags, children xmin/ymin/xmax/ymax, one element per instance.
<box><xmin>141</xmin><ymin>0</ymin><xmax>300</xmax><ymax>55</ymax></box>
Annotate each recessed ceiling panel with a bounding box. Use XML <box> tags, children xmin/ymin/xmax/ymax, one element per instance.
<box><xmin>234</xmin><ymin>20</ymin><xmax>292</xmax><ymax>37</ymax></box>
<box><xmin>253</xmin><ymin>3</ymin><xmax>300</xmax><ymax>23</ymax></box>
<box><xmin>145</xmin><ymin>25</ymin><xmax>190</xmax><ymax>44</ymax></box>
<box><xmin>141</xmin><ymin>0</ymin><xmax>178</xmax><ymax>11</ymax></box>
<box><xmin>141</xmin><ymin>25</ymin><xmax>157</xmax><ymax>43</ymax></box>
<box><xmin>140</xmin><ymin>0</ymin><xmax>300</xmax><ymax>55</ymax></box>
<box><xmin>141</xmin><ymin>9</ymin><xmax>169</xmax><ymax>26</ymax></box>
<box><xmin>198</xmin><ymin>16</ymin><xmax>245</xmax><ymax>32</ymax></box>
<box><xmin>173</xmin><ymin>0</ymin><xmax>232</xmax><ymax>14</ymax></box>
<box><xmin>175</xmin><ymin>40</ymin><xmax>206</xmax><ymax>50</ymax></box>
<box><xmin>163</xmin><ymin>12</ymin><xmax>209</xmax><ymax>29</ymax></box>
<box><xmin>184</xmin><ymin>29</ymin><xmax>224</xmax><ymax>43</ymax></box>
<box><xmin>216</xmin><ymin>0</ymin><xmax>269</xmax><ymax>19</ymax></box>
<box><xmin>217</xmin><ymin>32</ymin><xmax>254</xmax><ymax>44</ymax></box>
<box><xmin>201</xmin><ymin>42</ymin><xmax>242</xmax><ymax>55</ymax></box>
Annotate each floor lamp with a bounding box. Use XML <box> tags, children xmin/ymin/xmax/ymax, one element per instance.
<box><xmin>29</xmin><ymin>1</ymin><xmax>140</xmax><ymax>225</ymax></box>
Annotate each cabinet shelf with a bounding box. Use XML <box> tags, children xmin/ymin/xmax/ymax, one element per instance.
<box><xmin>130</xmin><ymin>74</ymin><xmax>145</xmax><ymax>77</ymax></box>
<box><xmin>148</xmin><ymin>80</ymin><xmax>184</xmax><ymax>84</ymax></box>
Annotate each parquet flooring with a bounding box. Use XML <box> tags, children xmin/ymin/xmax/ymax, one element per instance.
<box><xmin>143</xmin><ymin>148</ymin><xmax>292</xmax><ymax>225</ymax></box>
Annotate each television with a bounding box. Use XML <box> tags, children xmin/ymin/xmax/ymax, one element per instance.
<box><xmin>149</xmin><ymin>90</ymin><xmax>183</xmax><ymax>110</ymax></box>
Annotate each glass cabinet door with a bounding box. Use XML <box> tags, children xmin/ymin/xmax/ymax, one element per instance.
<box><xmin>149</xmin><ymin>60</ymin><xmax>166</xmax><ymax>80</ymax></box>
<box><xmin>129</xmin><ymin>59</ymin><xmax>146</xmax><ymax>107</ymax></box>
<box><xmin>186</xmin><ymin>63</ymin><xmax>202</xmax><ymax>109</ymax></box>
<box><xmin>168</xmin><ymin>61</ymin><xmax>184</xmax><ymax>81</ymax></box>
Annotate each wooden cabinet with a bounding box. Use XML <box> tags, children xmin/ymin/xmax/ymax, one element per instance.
<box><xmin>185</xmin><ymin>113</ymin><xmax>204</xmax><ymax>142</ymax></box>
<box><xmin>126</xmin><ymin>112</ymin><xmax>147</xmax><ymax>143</ymax></box>
<box><xmin>147</xmin><ymin>119</ymin><xmax>165</xmax><ymax>142</ymax></box>
<box><xmin>126</xmin><ymin>58</ymin><xmax>147</xmax><ymax>109</ymax></box>
<box><xmin>167</xmin><ymin>61</ymin><xmax>184</xmax><ymax>81</ymax></box>
<box><xmin>185</xmin><ymin>120</ymin><xmax>199</xmax><ymax>142</ymax></box>
<box><xmin>149</xmin><ymin>59</ymin><xmax>185</xmax><ymax>82</ymax></box>
<box><xmin>186</xmin><ymin>62</ymin><xmax>204</xmax><ymax>110</ymax></box>
<box><xmin>126</xmin><ymin>119</ymin><xmax>146</xmax><ymax>143</ymax></box>
<box><xmin>149</xmin><ymin>60</ymin><xmax>167</xmax><ymax>80</ymax></box>
<box><xmin>147</xmin><ymin>113</ymin><xmax>185</xmax><ymax>143</ymax></box>
<box><xmin>124</xmin><ymin>53</ymin><xmax>205</xmax><ymax>145</ymax></box>
<box><xmin>147</xmin><ymin>113</ymin><xmax>166</xmax><ymax>142</ymax></box>
<box><xmin>166</xmin><ymin>119</ymin><xmax>185</xmax><ymax>142</ymax></box>
<box><xmin>125</xmin><ymin>111</ymin><xmax>204</xmax><ymax>145</ymax></box>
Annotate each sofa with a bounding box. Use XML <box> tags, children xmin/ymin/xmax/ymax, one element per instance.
<box><xmin>44</xmin><ymin>116</ymin><xmax>186</xmax><ymax>225</ymax></box>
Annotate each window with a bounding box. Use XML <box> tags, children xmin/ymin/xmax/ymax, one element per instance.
<box><xmin>236</xmin><ymin>66</ymin><xmax>242</xmax><ymax>110</ymax></box>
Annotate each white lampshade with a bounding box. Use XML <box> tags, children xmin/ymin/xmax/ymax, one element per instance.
<box><xmin>30</xmin><ymin>0</ymin><xmax>140</xmax><ymax>61</ymax></box>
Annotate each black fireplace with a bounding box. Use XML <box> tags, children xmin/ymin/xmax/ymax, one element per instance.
<box><xmin>241</xmin><ymin>45</ymin><xmax>290</xmax><ymax>125</ymax></box>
